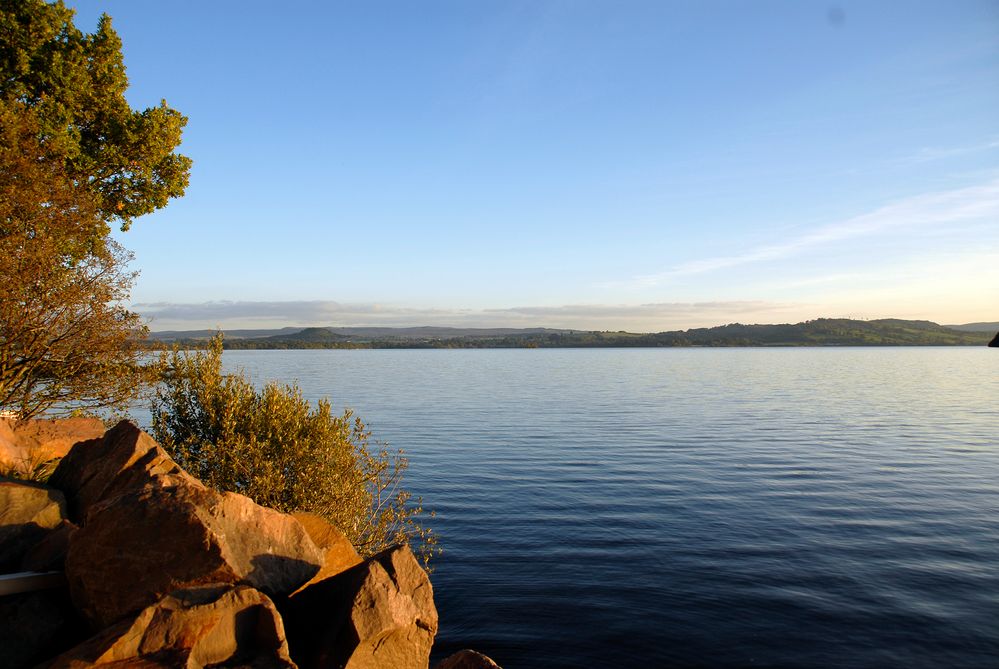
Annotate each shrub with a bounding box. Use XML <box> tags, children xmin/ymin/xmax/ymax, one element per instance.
<box><xmin>150</xmin><ymin>334</ymin><xmax>435</xmax><ymax>564</ymax></box>
<box><xmin>0</xmin><ymin>453</ymin><xmax>61</xmax><ymax>483</ymax></box>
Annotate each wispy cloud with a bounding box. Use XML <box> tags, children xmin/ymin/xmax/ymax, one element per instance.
<box><xmin>133</xmin><ymin>299</ymin><xmax>799</xmax><ymax>332</ymax></box>
<box><xmin>484</xmin><ymin>301</ymin><xmax>791</xmax><ymax>319</ymax></box>
<box><xmin>897</xmin><ymin>137</ymin><xmax>999</xmax><ymax>165</ymax></box>
<box><xmin>133</xmin><ymin>300</ymin><xmax>470</xmax><ymax>326</ymax></box>
<box><xmin>621</xmin><ymin>177</ymin><xmax>999</xmax><ymax>289</ymax></box>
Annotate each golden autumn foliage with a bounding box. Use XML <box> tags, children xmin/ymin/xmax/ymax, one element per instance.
<box><xmin>0</xmin><ymin>101</ymin><xmax>152</xmax><ymax>418</ymax></box>
<box><xmin>151</xmin><ymin>335</ymin><xmax>437</xmax><ymax>564</ymax></box>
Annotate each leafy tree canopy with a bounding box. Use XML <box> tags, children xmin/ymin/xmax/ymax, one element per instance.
<box><xmin>0</xmin><ymin>0</ymin><xmax>191</xmax><ymax>229</ymax></box>
<box><xmin>0</xmin><ymin>100</ymin><xmax>153</xmax><ymax>418</ymax></box>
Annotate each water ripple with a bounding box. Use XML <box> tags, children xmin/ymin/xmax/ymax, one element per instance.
<box><xmin>221</xmin><ymin>347</ymin><xmax>999</xmax><ymax>669</ymax></box>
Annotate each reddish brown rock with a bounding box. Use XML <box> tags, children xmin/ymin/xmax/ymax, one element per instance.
<box><xmin>434</xmin><ymin>650</ymin><xmax>503</xmax><ymax>669</ymax></box>
<box><xmin>0</xmin><ymin>417</ymin><xmax>105</xmax><ymax>476</ymax></box>
<box><xmin>66</xmin><ymin>484</ymin><xmax>323</xmax><ymax>629</ymax></box>
<box><xmin>42</xmin><ymin>584</ymin><xmax>295</xmax><ymax>668</ymax></box>
<box><xmin>291</xmin><ymin>511</ymin><xmax>363</xmax><ymax>594</ymax></box>
<box><xmin>0</xmin><ymin>478</ymin><xmax>68</xmax><ymax>571</ymax></box>
<box><xmin>284</xmin><ymin>544</ymin><xmax>437</xmax><ymax>669</ymax></box>
<box><xmin>48</xmin><ymin>421</ymin><xmax>200</xmax><ymax>522</ymax></box>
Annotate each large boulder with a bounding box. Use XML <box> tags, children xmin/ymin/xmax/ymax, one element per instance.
<box><xmin>291</xmin><ymin>511</ymin><xmax>363</xmax><ymax>594</ymax></box>
<box><xmin>0</xmin><ymin>478</ymin><xmax>68</xmax><ymax>571</ymax></box>
<box><xmin>42</xmin><ymin>584</ymin><xmax>295</xmax><ymax>668</ymax></box>
<box><xmin>434</xmin><ymin>650</ymin><xmax>503</xmax><ymax>669</ymax></box>
<box><xmin>0</xmin><ymin>417</ymin><xmax>104</xmax><ymax>477</ymax></box>
<box><xmin>66</xmin><ymin>484</ymin><xmax>324</xmax><ymax>629</ymax></box>
<box><xmin>48</xmin><ymin>421</ymin><xmax>200</xmax><ymax>522</ymax></box>
<box><xmin>284</xmin><ymin>544</ymin><xmax>437</xmax><ymax>669</ymax></box>
<box><xmin>989</xmin><ymin>331</ymin><xmax>998</xmax><ymax>347</ymax></box>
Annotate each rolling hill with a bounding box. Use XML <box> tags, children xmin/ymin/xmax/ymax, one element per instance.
<box><xmin>147</xmin><ymin>319</ymin><xmax>992</xmax><ymax>349</ymax></box>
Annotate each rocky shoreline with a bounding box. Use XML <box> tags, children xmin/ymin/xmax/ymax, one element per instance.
<box><xmin>0</xmin><ymin>418</ymin><xmax>499</xmax><ymax>669</ymax></box>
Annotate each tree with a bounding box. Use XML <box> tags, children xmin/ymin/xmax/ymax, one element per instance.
<box><xmin>0</xmin><ymin>0</ymin><xmax>191</xmax><ymax>229</ymax></box>
<box><xmin>151</xmin><ymin>335</ymin><xmax>437</xmax><ymax>564</ymax></box>
<box><xmin>0</xmin><ymin>0</ymin><xmax>188</xmax><ymax>417</ymax></box>
<box><xmin>0</xmin><ymin>101</ymin><xmax>152</xmax><ymax>418</ymax></box>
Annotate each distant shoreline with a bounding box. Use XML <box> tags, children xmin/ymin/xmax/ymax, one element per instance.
<box><xmin>142</xmin><ymin>318</ymin><xmax>993</xmax><ymax>350</ymax></box>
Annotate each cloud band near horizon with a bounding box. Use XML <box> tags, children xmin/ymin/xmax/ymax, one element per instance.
<box><xmin>133</xmin><ymin>299</ymin><xmax>804</xmax><ymax>332</ymax></box>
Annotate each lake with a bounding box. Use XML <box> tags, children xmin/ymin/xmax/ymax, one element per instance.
<box><xmin>212</xmin><ymin>347</ymin><xmax>998</xmax><ymax>668</ymax></box>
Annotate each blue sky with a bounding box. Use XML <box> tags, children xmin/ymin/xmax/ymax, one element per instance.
<box><xmin>69</xmin><ymin>1</ymin><xmax>999</xmax><ymax>331</ymax></box>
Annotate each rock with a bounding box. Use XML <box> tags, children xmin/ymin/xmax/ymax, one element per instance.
<box><xmin>48</xmin><ymin>421</ymin><xmax>200</xmax><ymax>523</ymax></box>
<box><xmin>42</xmin><ymin>584</ymin><xmax>295</xmax><ymax>668</ymax></box>
<box><xmin>291</xmin><ymin>511</ymin><xmax>363</xmax><ymax>594</ymax></box>
<box><xmin>0</xmin><ymin>417</ymin><xmax>105</xmax><ymax>476</ymax></box>
<box><xmin>284</xmin><ymin>544</ymin><xmax>437</xmax><ymax>669</ymax></box>
<box><xmin>0</xmin><ymin>588</ymin><xmax>87</xmax><ymax>669</ymax></box>
<box><xmin>21</xmin><ymin>519</ymin><xmax>78</xmax><ymax>572</ymax></box>
<box><xmin>434</xmin><ymin>650</ymin><xmax>503</xmax><ymax>669</ymax></box>
<box><xmin>0</xmin><ymin>478</ymin><xmax>68</xmax><ymax>571</ymax></box>
<box><xmin>66</xmin><ymin>483</ymin><xmax>323</xmax><ymax>628</ymax></box>
<box><xmin>989</xmin><ymin>331</ymin><xmax>998</xmax><ymax>347</ymax></box>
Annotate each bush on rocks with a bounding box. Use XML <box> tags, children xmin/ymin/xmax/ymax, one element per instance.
<box><xmin>151</xmin><ymin>334</ymin><xmax>436</xmax><ymax>563</ymax></box>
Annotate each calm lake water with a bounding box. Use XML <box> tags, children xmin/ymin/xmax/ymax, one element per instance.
<box><xmin>216</xmin><ymin>348</ymin><xmax>998</xmax><ymax>668</ymax></box>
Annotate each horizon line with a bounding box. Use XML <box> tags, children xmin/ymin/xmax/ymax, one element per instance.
<box><xmin>146</xmin><ymin>316</ymin><xmax>998</xmax><ymax>337</ymax></box>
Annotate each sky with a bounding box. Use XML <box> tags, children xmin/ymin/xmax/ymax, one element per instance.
<box><xmin>67</xmin><ymin>0</ymin><xmax>999</xmax><ymax>332</ymax></box>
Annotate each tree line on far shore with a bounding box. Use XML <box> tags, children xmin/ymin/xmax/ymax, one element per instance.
<box><xmin>143</xmin><ymin>319</ymin><xmax>992</xmax><ymax>351</ymax></box>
